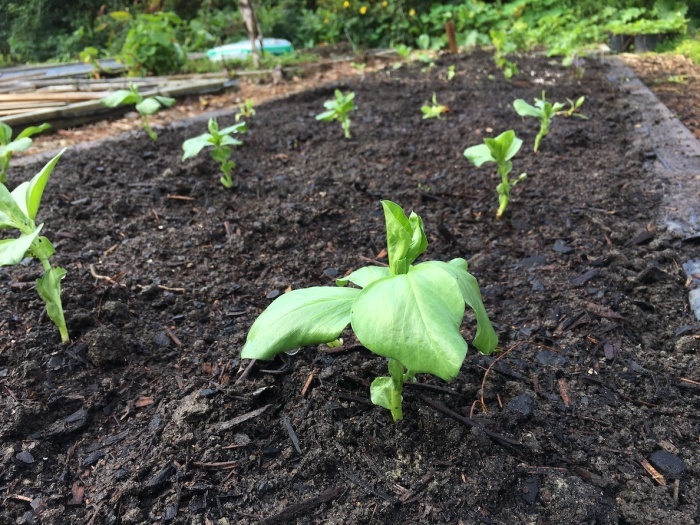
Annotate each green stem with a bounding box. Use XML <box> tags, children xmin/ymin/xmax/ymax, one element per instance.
<box><xmin>388</xmin><ymin>358</ymin><xmax>404</xmax><ymax>421</ymax></box>
<box><xmin>142</xmin><ymin>115</ymin><xmax>157</xmax><ymax>141</ymax></box>
<box><xmin>342</xmin><ymin>118</ymin><xmax>351</xmax><ymax>139</ymax></box>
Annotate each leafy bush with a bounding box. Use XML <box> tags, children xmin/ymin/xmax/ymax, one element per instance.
<box><xmin>120</xmin><ymin>12</ymin><xmax>186</xmax><ymax>76</ymax></box>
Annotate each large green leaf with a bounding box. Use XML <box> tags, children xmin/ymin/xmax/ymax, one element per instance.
<box><xmin>350</xmin><ymin>264</ymin><xmax>468</xmax><ymax>381</ymax></box>
<box><xmin>315</xmin><ymin>110</ymin><xmax>336</xmax><ymax>121</ymax></box>
<box><xmin>219</xmin><ymin>136</ymin><xmax>243</xmax><ymax>147</ymax></box>
<box><xmin>101</xmin><ymin>89</ymin><xmax>141</xmax><ymax>108</ymax></box>
<box><xmin>36</xmin><ymin>266</ymin><xmax>69</xmax><ymax>343</ymax></box>
<box><xmin>11</xmin><ymin>149</ymin><xmax>64</xmax><ymax>221</ymax></box>
<box><xmin>241</xmin><ymin>286</ymin><xmax>359</xmax><ymax>360</ymax></box>
<box><xmin>421</xmin><ymin>259</ymin><xmax>498</xmax><ymax>354</ymax></box>
<box><xmin>464</xmin><ymin>143</ymin><xmax>494</xmax><ymax>167</ymax></box>
<box><xmin>0</xmin><ymin>226</ymin><xmax>42</xmax><ymax>266</ymax></box>
<box><xmin>153</xmin><ymin>96</ymin><xmax>176</xmax><ymax>108</ymax></box>
<box><xmin>182</xmin><ymin>135</ymin><xmax>213</xmax><ymax>160</ymax></box>
<box><xmin>382</xmin><ymin>200</ymin><xmax>413</xmax><ymax>275</ymax></box>
<box><xmin>336</xmin><ymin>265</ymin><xmax>390</xmax><ymax>288</ymax></box>
<box><xmin>513</xmin><ymin>99</ymin><xmax>542</xmax><ymax>118</ymax></box>
<box><xmin>485</xmin><ymin>130</ymin><xmax>522</xmax><ymax>163</ymax></box>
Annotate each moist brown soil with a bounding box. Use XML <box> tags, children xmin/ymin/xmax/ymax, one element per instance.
<box><xmin>1</xmin><ymin>50</ymin><xmax>699</xmax><ymax>525</ymax></box>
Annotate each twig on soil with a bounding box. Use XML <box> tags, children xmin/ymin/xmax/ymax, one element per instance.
<box><xmin>193</xmin><ymin>460</ymin><xmax>238</xmax><ymax>469</ymax></box>
<box><xmin>165</xmin><ymin>327</ymin><xmax>182</xmax><ymax>347</ymax></box>
<box><xmin>166</xmin><ymin>194</ymin><xmax>195</xmax><ymax>201</ymax></box>
<box><xmin>421</xmin><ymin>395</ymin><xmax>525</xmax><ymax>458</ymax></box>
<box><xmin>680</xmin><ymin>377</ymin><xmax>700</xmax><ymax>387</ymax></box>
<box><xmin>558</xmin><ymin>378</ymin><xmax>571</xmax><ymax>407</ymax></box>
<box><xmin>260</xmin><ymin>485</ymin><xmax>344</xmax><ymax>525</ymax></box>
<box><xmin>89</xmin><ymin>264</ymin><xmax>119</xmax><ymax>284</ymax></box>
<box><xmin>209</xmin><ymin>405</ymin><xmax>270</xmax><ymax>432</ymax></box>
<box><xmin>86</xmin><ymin>502</ymin><xmax>104</xmax><ymax>525</ymax></box>
<box><xmin>357</xmin><ymin>255</ymin><xmax>388</xmax><ymax>267</ymax></box>
<box><xmin>282</xmin><ymin>414</ymin><xmax>302</xmax><ymax>454</ymax></box>
<box><xmin>639</xmin><ymin>457</ymin><xmax>666</xmax><ymax>485</ymax></box>
<box><xmin>236</xmin><ymin>359</ymin><xmax>257</xmax><ymax>384</ymax></box>
<box><xmin>301</xmin><ymin>369</ymin><xmax>317</xmax><ymax>396</ymax></box>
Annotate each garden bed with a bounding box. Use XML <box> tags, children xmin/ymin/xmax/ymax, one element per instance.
<box><xmin>1</xmin><ymin>49</ymin><xmax>699</xmax><ymax>524</ymax></box>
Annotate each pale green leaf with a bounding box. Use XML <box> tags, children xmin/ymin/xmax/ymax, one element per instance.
<box><xmin>513</xmin><ymin>99</ymin><xmax>542</xmax><ymax>118</ymax></box>
<box><xmin>464</xmin><ymin>143</ymin><xmax>494</xmax><ymax>167</ymax></box>
<box><xmin>350</xmin><ymin>264</ymin><xmax>468</xmax><ymax>381</ymax></box>
<box><xmin>36</xmin><ymin>266</ymin><xmax>69</xmax><ymax>343</ymax></box>
<box><xmin>12</xmin><ymin>149</ymin><xmax>64</xmax><ymax>221</ymax></box>
<box><xmin>0</xmin><ymin>226</ymin><xmax>42</xmax><ymax>266</ymax></box>
<box><xmin>382</xmin><ymin>200</ymin><xmax>413</xmax><ymax>275</ymax></box>
<box><xmin>0</xmin><ymin>181</ymin><xmax>31</xmax><ymax>231</ymax></box>
<box><xmin>154</xmin><ymin>96</ymin><xmax>176</xmax><ymax>108</ymax></box>
<box><xmin>421</xmin><ymin>259</ymin><xmax>498</xmax><ymax>354</ymax></box>
<box><xmin>0</xmin><ymin>137</ymin><xmax>32</xmax><ymax>154</ymax></box>
<box><xmin>219</xmin><ymin>122</ymin><xmax>247</xmax><ymax>135</ymax></box>
<box><xmin>101</xmin><ymin>89</ymin><xmax>141</xmax><ymax>108</ymax></box>
<box><xmin>0</xmin><ymin>123</ymin><xmax>12</xmax><ymax>145</ymax></box>
<box><xmin>336</xmin><ymin>265</ymin><xmax>390</xmax><ymax>288</ymax></box>
<box><xmin>182</xmin><ymin>135</ymin><xmax>213</xmax><ymax>160</ymax></box>
<box><xmin>315</xmin><ymin>110</ymin><xmax>336</xmax><ymax>121</ymax></box>
<box><xmin>219</xmin><ymin>135</ymin><xmax>243</xmax><ymax>147</ymax></box>
<box><xmin>370</xmin><ymin>377</ymin><xmax>397</xmax><ymax>411</ymax></box>
<box><xmin>241</xmin><ymin>286</ymin><xmax>359</xmax><ymax>360</ymax></box>
<box><xmin>15</xmin><ymin>123</ymin><xmax>50</xmax><ymax>140</ymax></box>
<box><xmin>135</xmin><ymin>97</ymin><xmax>163</xmax><ymax>116</ymax></box>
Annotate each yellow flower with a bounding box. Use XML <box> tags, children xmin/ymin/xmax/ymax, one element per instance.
<box><xmin>408</xmin><ymin>8</ymin><xmax>415</xmax><ymax>16</ymax></box>
<box><xmin>359</xmin><ymin>5</ymin><xmax>367</xmax><ymax>14</ymax></box>
<box><xmin>381</xmin><ymin>0</ymin><xmax>388</xmax><ymax>6</ymax></box>
<box><xmin>343</xmin><ymin>0</ymin><xmax>350</xmax><ymax>8</ymax></box>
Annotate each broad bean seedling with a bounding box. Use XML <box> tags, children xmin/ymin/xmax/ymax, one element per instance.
<box><xmin>242</xmin><ymin>200</ymin><xmax>498</xmax><ymax>421</ymax></box>
<box><xmin>464</xmin><ymin>130</ymin><xmax>526</xmax><ymax>219</ymax></box>
<box><xmin>421</xmin><ymin>93</ymin><xmax>449</xmax><ymax>120</ymax></box>
<box><xmin>316</xmin><ymin>90</ymin><xmax>356</xmax><ymax>139</ymax></box>
<box><xmin>236</xmin><ymin>100</ymin><xmax>256</xmax><ymax>122</ymax></box>
<box><xmin>182</xmin><ymin>118</ymin><xmax>247</xmax><ymax>188</ymax></box>
<box><xmin>0</xmin><ymin>150</ymin><xmax>69</xmax><ymax>342</ymax></box>
<box><xmin>0</xmin><ymin>122</ymin><xmax>51</xmax><ymax>184</ymax></box>
<box><xmin>101</xmin><ymin>84</ymin><xmax>176</xmax><ymax>141</ymax></box>
<box><xmin>513</xmin><ymin>92</ymin><xmax>586</xmax><ymax>152</ymax></box>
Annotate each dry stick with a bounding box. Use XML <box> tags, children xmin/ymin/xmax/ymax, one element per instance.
<box><xmin>341</xmin><ymin>470</ymin><xmax>398</xmax><ymax>505</ymax></box>
<box><xmin>281</xmin><ymin>414</ymin><xmax>302</xmax><ymax>455</ymax></box>
<box><xmin>420</xmin><ymin>395</ymin><xmax>525</xmax><ymax>458</ymax></box>
<box><xmin>236</xmin><ymin>359</ymin><xmax>257</xmax><ymax>384</ymax></box>
<box><xmin>301</xmin><ymin>369</ymin><xmax>316</xmax><ymax>396</ymax></box>
<box><xmin>261</xmin><ymin>486</ymin><xmax>344</xmax><ymax>525</ymax></box>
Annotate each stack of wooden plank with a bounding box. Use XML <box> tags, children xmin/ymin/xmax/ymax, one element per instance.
<box><xmin>0</xmin><ymin>60</ymin><xmax>234</xmax><ymax>128</ymax></box>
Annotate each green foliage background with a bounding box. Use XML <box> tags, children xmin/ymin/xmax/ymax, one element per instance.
<box><xmin>0</xmin><ymin>0</ymin><xmax>697</xmax><ymax>68</ymax></box>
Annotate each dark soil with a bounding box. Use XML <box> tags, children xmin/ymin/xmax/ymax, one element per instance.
<box><xmin>1</xmin><ymin>50</ymin><xmax>699</xmax><ymax>524</ymax></box>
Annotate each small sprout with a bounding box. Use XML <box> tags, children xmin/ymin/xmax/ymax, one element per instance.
<box><xmin>513</xmin><ymin>92</ymin><xmax>587</xmax><ymax>152</ymax></box>
<box><xmin>182</xmin><ymin>118</ymin><xmax>247</xmax><ymax>188</ymax></box>
<box><xmin>350</xmin><ymin>62</ymin><xmax>367</xmax><ymax>75</ymax></box>
<box><xmin>446</xmin><ymin>65</ymin><xmax>456</xmax><ymax>81</ymax></box>
<box><xmin>393</xmin><ymin>44</ymin><xmax>412</xmax><ymax>65</ymax></box>
<box><xmin>464</xmin><ymin>130</ymin><xmax>526</xmax><ymax>219</ymax></box>
<box><xmin>0</xmin><ymin>149</ymin><xmax>69</xmax><ymax>342</ymax></box>
<box><xmin>315</xmin><ymin>89</ymin><xmax>356</xmax><ymax>140</ymax></box>
<box><xmin>0</xmin><ymin>122</ymin><xmax>51</xmax><ymax>184</ymax></box>
<box><xmin>236</xmin><ymin>99</ymin><xmax>256</xmax><ymax>122</ymax></box>
<box><xmin>421</xmin><ymin>93</ymin><xmax>449</xmax><ymax>120</ymax></box>
<box><xmin>241</xmin><ymin>200</ymin><xmax>498</xmax><ymax>422</ymax></box>
<box><xmin>101</xmin><ymin>84</ymin><xmax>176</xmax><ymax>141</ymax></box>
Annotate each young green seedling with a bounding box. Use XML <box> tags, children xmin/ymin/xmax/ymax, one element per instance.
<box><xmin>513</xmin><ymin>92</ymin><xmax>586</xmax><ymax>152</ymax></box>
<box><xmin>235</xmin><ymin>99</ymin><xmax>256</xmax><ymax>122</ymax></box>
<box><xmin>446</xmin><ymin>65</ymin><xmax>456</xmax><ymax>81</ymax></box>
<box><xmin>0</xmin><ymin>149</ymin><xmax>69</xmax><ymax>342</ymax></box>
<box><xmin>315</xmin><ymin>89</ymin><xmax>356</xmax><ymax>139</ymax></box>
<box><xmin>421</xmin><ymin>93</ymin><xmax>449</xmax><ymax>120</ymax></box>
<box><xmin>182</xmin><ymin>118</ymin><xmax>247</xmax><ymax>188</ymax></box>
<box><xmin>241</xmin><ymin>200</ymin><xmax>498</xmax><ymax>421</ymax></box>
<box><xmin>464</xmin><ymin>130</ymin><xmax>526</xmax><ymax>219</ymax></box>
<box><xmin>0</xmin><ymin>122</ymin><xmax>51</xmax><ymax>184</ymax></box>
<box><xmin>100</xmin><ymin>84</ymin><xmax>176</xmax><ymax>141</ymax></box>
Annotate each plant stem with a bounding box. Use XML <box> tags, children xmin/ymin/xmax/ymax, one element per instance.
<box><xmin>388</xmin><ymin>359</ymin><xmax>405</xmax><ymax>421</ymax></box>
<box><xmin>342</xmin><ymin>118</ymin><xmax>351</xmax><ymax>139</ymax></box>
<box><xmin>142</xmin><ymin>115</ymin><xmax>158</xmax><ymax>141</ymax></box>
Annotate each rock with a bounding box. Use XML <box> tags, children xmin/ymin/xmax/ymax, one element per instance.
<box><xmin>16</xmin><ymin>450</ymin><xmax>34</xmax><ymax>464</ymax></box>
<box><xmin>649</xmin><ymin>450</ymin><xmax>686</xmax><ymax>479</ymax></box>
<box><xmin>507</xmin><ymin>393</ymin><xmax>534</xmax><ymax>418</ymax></box>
